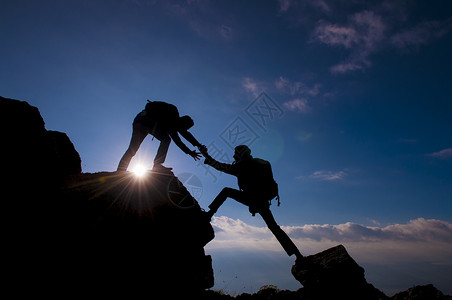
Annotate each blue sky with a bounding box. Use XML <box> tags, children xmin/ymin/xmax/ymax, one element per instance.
<box><xmin>1</xmin><ymin>0</ymin><xmax>452</xmax><ymax>296</ymax></box>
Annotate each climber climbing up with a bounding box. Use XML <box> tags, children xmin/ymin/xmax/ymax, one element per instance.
<box><xmin>200</xmin><ymin>145</ymin><xmax>303</xmax><ymax>259</ymax></box>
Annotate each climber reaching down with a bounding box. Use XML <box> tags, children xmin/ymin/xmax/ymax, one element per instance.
<box><xmin>117</xmin><ymin>100</ymin><xmax>204</xmax><ymax>171</ymax></box>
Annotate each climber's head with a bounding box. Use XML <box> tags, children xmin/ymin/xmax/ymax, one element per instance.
<box><xmin>178</xmin><ymin>115</ymin><xmax>194</xmax><ymax>131</ymax></box>
<box><xmin>233</xmin><ymin>145</ymin><xmax>252</xmax><ymax>162</ymax></box>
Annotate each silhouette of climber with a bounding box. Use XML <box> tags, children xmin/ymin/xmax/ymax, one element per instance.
<box><xmin>117</xmin><ymin>101</ymin><xmax>203</xmax><ymax>171</ymax></box>
<box><xmin>201</xmin><ymin>145</ymin><xmax>302</xmax><ymax>259</ymax></box>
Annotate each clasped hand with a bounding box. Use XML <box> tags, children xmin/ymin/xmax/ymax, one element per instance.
<box><xmin>188</xmin><ymin>145</ymin><xmax>210</xmax><ymax>161</ymax></box>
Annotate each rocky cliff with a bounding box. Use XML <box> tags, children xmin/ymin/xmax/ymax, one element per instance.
<box><xmin>1</xmin><ymin>96</ymin><xmax>214</xmax><ymax>297</ymax></box>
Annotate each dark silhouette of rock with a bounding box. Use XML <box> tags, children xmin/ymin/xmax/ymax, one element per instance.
<box><xmin>291</xmin><ymin>245</ymin><xmax>388</xmax><ymax>300</ymax></box>
<box><xmin>61</xmin><ymin>170</ymin><xmax>215</xmax><ymax>296</ymax></box>
<box><xmin>234</xmin><ymin>285</ymin><xmax>303</xmax><ymax>300</ymax></box>
<box><xmin>46</xmin><ymin>130</ymin><xmax>82</xmax><ymax>174</ymax></box>
<box><xmin>0</xmin><ymin>96</ymin><xmax>82</xmax><ymax>178</ymax></box>
<box><xmin>391</xmin><ymin>284</ymin><xmax>452</xmax><ymax>300</ymax></box>
<box><xmin>199</xmin><ymin>284</ymin><xmax>451</xmax><ymax>299</ymax></box>
<box><xmin>1</xmin><ymin>96</ymin><xmax>214</xmax><ymax>297</ymax></box>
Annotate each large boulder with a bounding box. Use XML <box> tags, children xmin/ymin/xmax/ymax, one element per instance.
<box><xmin>292</xmin><ymin>245</ymin><xmax>388</xmax><ymax>300</ymax></box>
<box><xmin>59</xmin><ymin>170</ymin><xmax>215</xmax><ymax>296</ymax></box>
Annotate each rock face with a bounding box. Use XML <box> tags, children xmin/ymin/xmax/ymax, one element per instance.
<box><xmin>60</xmin><ymin>170</ymin><xmax>215</xmax><ymax>296</ymax></box>
<box><xmin>0</xmin><ymin>96</ymin><xmax>82</xmax><ymax>177</ymax></box>
<box><xmin>391</xmin><ymin>284</ymin><xmax>452</xmax><ymax>300</ymax></box>
<box><xmin>1</xmin><ymin>96</ymin><xmax>214</xmax><ymax>297</ymax></box>
<box><xmin>292</xmin><ymin>245</ymin><xmax>388</xmax><ymax>300</ymax></box>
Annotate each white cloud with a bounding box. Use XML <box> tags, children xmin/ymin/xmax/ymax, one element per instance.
<box><xmin>313</xmin><ymin>10</ymin><xmax>386</xmax><ymax>74</ymax></box>
<box><xmin>275</xmin><ymin>76</ymin><xmax>294</xmax><ymax>93</ymax></box>
<box><xmin>310</xmin><ymin>0</ymin><xmax>330</xmax><ymax>13</ymax></box>
<box><xmin>207</xmin><ymin>217</ymin><xmax>452</xmax><ymax>265</ymax></box>
<box><xmin>209</xmin><ymin>216</ymin><xmax>278</xmax><ymax>251</ymax></box>
<box><xmin>219</xmin><ymin>25</ymin><xmax>233</xmax><ymax>40</ymax></box>
<box><xmin>278</xmin><ymin>0</ymin><xmax>330</xmax><ymax>14</ymax></box>
<box><xmin>242</xmin><ymin>77</ymin><xmax>262</xmax><ymax>97</ymax></box>
<box><xmin>285</xmin><ymin>218</ymin><xmax>452</xmax><ymax>243</ymax></box>
<box><xmin>309</xmin><ymin>170</ymin><xmax>347</xmax><ymax>181</ymax></box>
<box><xmin>283</xmin><ymin>98</ymin><xmax>309</xmax><ymax>113</ymax></box>
<box><xmin>276</xmin><ymin>77</ymin><xmax>323</xmax><ymax>113</ymax></box>
<box><xmin>428</xmin><ymin>148</ymin><xmax>452</xmax><ymax>159</ymax></box>
<box><xmin>275</xmin><ymin>76</ymin><xmax>321</xmax><ymax>97</ymax></box>
<box><xmin>161</xmin><ymin>0</ymin><xmax>236</xmax><ymax>42</ymax></box>
<box><xmin>314</xmin><ymin>22</ymin><xmax>360</xmax><ymax>49</ymax></box>
<box><xmin>311</xmin><ymin>5</ymin><xmax>452</xmax><ymax>74</ymax></box>
<box><xmin>242</xmin><ymin>76</ymin><xmax>323</xmax><ymax>111</ymax></box>
<box><xmin>391</xmin><ymin>18</ymin><xmax>452</xmax><ymax>49</ymax></box>
<box><xmin>278</xmin><ymin>0</ymin><xmax>291</xmax><ymax>13</ymax></box>
<box><xmin>330</xmin><ymin>59</ymin><xmax>368</xmax><ymax>73</ymax></box>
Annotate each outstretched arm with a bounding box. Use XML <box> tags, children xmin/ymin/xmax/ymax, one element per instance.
<box><xmin>169</xmin><ymin>131</ymin><xmax>201</xmax><ymax>160</ymax></box>
<box><xmin>201</xmin><ymin>148</ymin><xmax>238</xmax><ymax>176</ymax></box>
<box><xmin>179</xmin><ymin>131</ymin><xmax>202</xmax><ymax>148</ymax></box>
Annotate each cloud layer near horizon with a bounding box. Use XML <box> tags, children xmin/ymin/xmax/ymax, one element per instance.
<box><xmin>207</xmin><ymin>217</ymin><xmax>452</xmax><ymax>265</ymax></box>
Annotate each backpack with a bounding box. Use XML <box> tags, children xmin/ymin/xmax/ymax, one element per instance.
<box><xmin>253</xmin><ymin>158</ymin><xmax>280</xmax><ymax>207</ymax></box>
<box><xmin>145</xmin><ymin>100</ymin><xmax>153</xmax><ymax>114</ymax></box>
<box><xmin>145</xmin><ymin>100</ymin><xmax>159</xmax><ymax>119</ymax></box>
<box><xmin>145</xmin><ymin>100</ymin><xmax>178</xmax><ymax>120</ymax></box>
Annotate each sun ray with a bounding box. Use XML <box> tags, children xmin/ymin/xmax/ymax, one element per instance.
<box><xmin>132</xmin><ymin>164</ymin><xmax>147</xmax><ymax>178</ymax></box>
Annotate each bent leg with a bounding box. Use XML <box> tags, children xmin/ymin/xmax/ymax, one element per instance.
<box><xmin>259</xmin><ymin>208</ymin><xmax>302</xmax><ymax>257</ymax></box>
<box><xmin>117</xmin><ymin>123</ymin><xmax>147</xmax><ymax>171</ymax></box>
<box><xmin>208</xmin><ymin>187</ymin><xmax>245</xmax><ymax>215</ymax></box>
